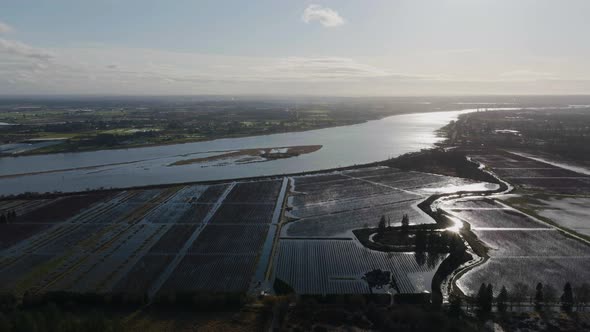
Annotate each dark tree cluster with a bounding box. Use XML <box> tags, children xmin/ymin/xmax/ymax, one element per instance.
<box><xmin>0</xmin><ymin>210</ymin><xmax>16</xmax><ymax>224</ymax></box>
<box><xmin>463</xmin><ymin>281</ymin><xmax>590</xmax><ymax>316</ymax></box>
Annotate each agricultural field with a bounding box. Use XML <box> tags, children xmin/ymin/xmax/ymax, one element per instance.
<box><xmin>274</xmin><ymin>166</ymin><xmax>495</xmax><ymax>295</ymax></box>
<box><xmin>447</xmin><ymin>195</ymin><xmax>590</xmax><ymax>297</ymax></box>
<box><xmin>284</xmin><ymin>167</ymin><xmax>484</xmax><ymax>238</ymax></box>
<box><xmin>0</xmin><ymin>178</ymin><xmax>286</xmax><ymax>298</ymax></box>
<box><xmin>275</xmin><ymin>239</ymin><xmax>447</xmax><ymax>294</ymax></box>
<box><xmin>469</xmin><ymin>151</ymin><xmax>590</xmax><ymax>194</ymax></box>
<box><xmin>448</xmin><ymin>209</ymin><xmax>549</xmax><ymax>229</ymax></box>
<box><xmin>521</xmin><ymin>196</ymin><xmax>590</xmax><ymax>237</ymax></box>
<box><xmin>3</xmin><ymin>154</ymin><xmax>588</xmax><ymax>303</ymax></box>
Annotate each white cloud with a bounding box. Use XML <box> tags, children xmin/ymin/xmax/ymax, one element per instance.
<box><xmin>302</xmin><ymin>4</ymin><xmax>344</xmax><ymax>27</ymax></box>
<box><xmin>0</xmin><ymin>38</ymin><xmax>54</xmax><ymax>60</ymax></box>
<box><xmin>0</xmin><ymin>42</ymin><xmax>589</xmax><ymax>95</ymax></box>
<box><xmin>499</xmin><ymin>70</ymin><xmax>557</xmax><ymax>80</ymax></box>
<box><xmin>265</xmin><ymin>57</ymin><xmax>387</xmax><ymax>81</ymax></box>
<box><xmin>0</xmin><ymin>21</ymin><xmax>13</xmax><ymax>34</ymax></box>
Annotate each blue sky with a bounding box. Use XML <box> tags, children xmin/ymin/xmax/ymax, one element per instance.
<box><xmin>1</xmin><ymin>0</ymin><xmax>589</xmax><ymax>95</ymax></box>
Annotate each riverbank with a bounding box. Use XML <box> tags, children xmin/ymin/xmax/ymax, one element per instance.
<box><xmin>0</xmin><ymin>110</ymin><xmax>466</xmax><ymax>196</ymax></box>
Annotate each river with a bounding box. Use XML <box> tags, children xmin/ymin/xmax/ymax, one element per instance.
<box><xmin>0</xmin><ymin>109</ymin><xmax>475</xmax><ymax>196</ymax></box>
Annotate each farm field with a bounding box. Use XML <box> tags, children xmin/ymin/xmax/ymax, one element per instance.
<box><xmin>3</xmin><ymin>156</ymin><xmax>588</xmax><ymax>302</ymax></box>
<box><xmin>284</xmin><ymin>167</ymin><xmax>484</xmax><ymax>238</ymax></box>
<box><xmin>0</xmin><ymin>178</ymin><xmax>286</xmax><ymax>298</ymax></box>
<box><xmin>449</xmin><ymin>150</ymin><xmax>590</xmax><ymax>297</ymax></box>
<box><xmin>469</xmin><ymin>152</ymin><xmax>590</xmax><ymax>194</ymax></box>
<box><xmin>450</xmin><ymin>203</ymin><xmax>590</xmax><ymax>297</ymax></box>
<box><xmin>274</xmin><ymin>166</ymin><xmax>496</xmax><ymax>295</ymax></box>
<box><xmin>275</xmin><ymin>239</ymin><xmax>446</xmax><ymax>294</ymax></box>
<box><xmin>441</xmin><ymin>198</ymin><xmax>507</xmax><ymax>210</ymax></box>
<box><xmin>449</xmin><ymin>209</ymin><xmax>549</xmax><ymax>229</ymax></box>
<box><xmin>527</xmin><ymin>197</ymin><xmax>590</xmax><ymax>237</ymax></box>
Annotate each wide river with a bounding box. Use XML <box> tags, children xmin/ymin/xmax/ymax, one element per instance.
<box><xmin>0</xmin><ymin>109</ymin><xmax>475</xmax><ymax>196</ymax></box>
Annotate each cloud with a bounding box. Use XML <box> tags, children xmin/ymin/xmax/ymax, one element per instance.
<box><xmin>499</xmin><ymin>70</ymin><xmax>557</xmax><ymax>80</ymax></box>
<box><xmin>302</xmin><ymin>4</ymin><xmax>344</xmax><ymax>27</ymax></box>
<box><xmin>267</xmin><ymin>56</ymin><xmax>387</xmax><ymax>81</ymax></box>
<box><xmin>1</xmin><ymin>42</ymin><xmax>588</xmax><ymax>96</ymax></box>
<box><xmin>0</xmin><ymin>38</ymin><xmax>54</xmax><ymax>60</ymax></box>
<box><xmin>0</xmin><ymin>21</ymin><xmax>13</xmax><ymax>34</ymax></box>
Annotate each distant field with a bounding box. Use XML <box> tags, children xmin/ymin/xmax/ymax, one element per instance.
<box><xmin>0</xmin><ymin>97</ymin><xmax>434</xmax><ymax>156</ymax></box>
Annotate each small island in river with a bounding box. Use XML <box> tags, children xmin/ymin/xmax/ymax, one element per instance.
<box><xmin>169</xmin><ymin>144</ymin><xmax>323</xmax><ymax>167</ymax></box>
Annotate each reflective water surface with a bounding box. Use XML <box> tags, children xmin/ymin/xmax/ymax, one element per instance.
<box><xmin>0</xmin><ymin>109</ymin><xmax>474</xmax><ymax>195</ymax></box>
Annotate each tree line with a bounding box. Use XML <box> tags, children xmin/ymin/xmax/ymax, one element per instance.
<box><xmin>450</xmin><ymin>281</ymin><xmax>590</xmax><ymax>316</ymax></box>
<box><xmin>0</xmin><ymin>210</ymin><xmax>17</xmax><ymax>224</ymax></box>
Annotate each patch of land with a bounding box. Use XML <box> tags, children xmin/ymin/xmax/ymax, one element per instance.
<box><xmin>169</xmin><ymin>145</ymin><xmax>322</xmax><ymax>166</ymax></box>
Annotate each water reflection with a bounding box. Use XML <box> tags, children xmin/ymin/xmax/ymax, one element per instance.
<box><xmin>0</xmin><ymin>109</ymin><xmax>474</xmax><ymax>195</ymax></box>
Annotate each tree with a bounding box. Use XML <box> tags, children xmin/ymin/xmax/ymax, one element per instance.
<box><xmin>485</xmin><ymin>284</ymin><xmax>494</xmax><ymax>313</ymax></box>
<box><xmin>378</xmin><ymin>215</ymin><xmax>387</xmax><ymax>233</ymax></box>
<box><xmin>401</xmin><ymin>213</ymin><xmax>409</xmax><ymax>230</ymax></box>
<box><xmin>476</xmin><ymin>283</ymin><xmax>490</xmax><ymax>314</ymax></box>
<box><xmin>512</xmin><ymin>282</ymin><xmax>529</xmax><ymax>307</ymax></box>
<box><xmin>561</xmin><ymin>282</ymin><xmax>574</xmax><ymax>313</ymax></box>
<box><xmin>575</xmin><ymin>283</ymin><xmax>590</xmax><ymax>310</ymax></box>
<box><xmin>534</xmin><ymin>283</ymin><xmax>544</xmax><ymax>311</ymax></box>
<box><xmin>544</xmin><ymin>284</ymin><xmax>558</xmax><ymax>305</ymax></box>
<box><xmin>0</xmin><ymin>214</ymin><xmax>5</xmax><ymax>224</ymax></box>
<box><xmin>497</xmin><ymin>286</ymin><xmax>508</xmax><ymax>313</ymax></box>
<box><xmin>362</xmin><ymin>269</ymin><xmax>391</xmax><ymax>294</ymax></box>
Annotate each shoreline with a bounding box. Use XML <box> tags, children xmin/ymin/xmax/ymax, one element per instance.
<box><xmin>0</xmin><ymin>109</ymin><xmax>461</xmax><ymax>198</ymax></box>
<box><xmin>1</xmin><ymin>108</ymin><xmax>454</xmax><ymax>158</ymax></box>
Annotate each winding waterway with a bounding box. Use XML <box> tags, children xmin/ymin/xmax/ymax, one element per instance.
<box><xmin>0</xmin><ymin>109</ymin><xmax>476</xmax><ymax>196</ymax></box>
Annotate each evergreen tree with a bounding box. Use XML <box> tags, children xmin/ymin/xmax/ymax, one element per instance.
<box><xmin>401</xmin><ymin>213</ymin><xmax>409</xmax><ymax>230</ymax></box>
<box><xmin>378</xmin><ymin>215</ymin><xmax>386</xmax><ymax>232</ymax></box>
<box><xmin>476</xmin><ymin>283</ymin><xmax>488</xmax><ymax>313</ymax></box>
<box><xmin>485</xmin><ymin>284</ymin><xmax>494</xmax><ymax>312</ymax></box>
<box><xmin>497</xmin><ymin>286</ymin><xmax>508</xmax><ymax>313</ymax></box>
<box><xmin>561</xmin><ymin>282</ymin><xmax>574</xmax><ymax>312</ymax></box>
<box><xmin>535</xmin><ymin>283</ymin><xmax>544</xmax><ymax>311</ymax></box>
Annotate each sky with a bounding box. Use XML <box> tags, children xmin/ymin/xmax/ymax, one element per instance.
<box><xmin>1</xmin><ymin>0</ymin><xmax>590</xmax><ymax>96</ymax></box>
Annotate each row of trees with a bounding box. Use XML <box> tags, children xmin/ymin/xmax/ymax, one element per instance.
<box><xmin>0</xmin><ymin>210</ymin><xmax>17</xmax><ymax>224</ymax></box>
<box><xmin>377</xmin><ymin>214</ymin><xmax>410</xmax><ymax>232</ymax></box>
<box><xmin>451</xmin><ymin>281</ymin><xmax>590</xmax><ymax>316</ymax></box>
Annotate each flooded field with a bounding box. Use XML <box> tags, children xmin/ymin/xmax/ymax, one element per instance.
<box><xmin>0</xmin><ymin>179</ymin><xmax>287</xmax><ymax>297</ymax></box>
<box><xmin>275</xmin><ymin>166</ymin><xmax>495</xmax><ymax>295</ymax></box>
<box><xmin>453</xmin><ymin>151</ymin><xmax>590</xmax><ymax>297</ymax></box>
